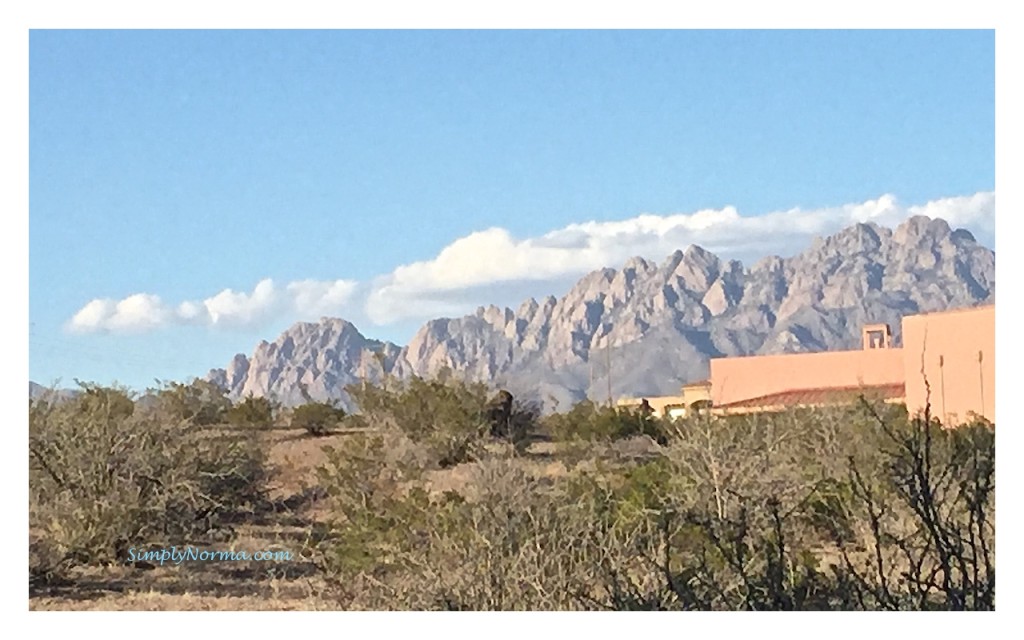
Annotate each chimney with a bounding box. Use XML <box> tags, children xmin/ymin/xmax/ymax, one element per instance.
<box><xmin>861</xmin><ymin>323</ymin><xmax>892</xmax><ymax>350</ymax></box>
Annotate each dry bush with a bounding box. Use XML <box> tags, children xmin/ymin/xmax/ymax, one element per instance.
<box><xmin>313</xmin><ymin>443</ymin><xmax>612</xmax><ymax>610</ymax></box>
<box><xmin>29</xmin><ymin>383</ymin><xmax>268</xmax><ymax>586</ymax></box>
<box><xmin>307</xmin><ymin>396</ymin><xmax>994</xmax><ymax>610</ymax></box>
<box><xmin>815</xmin><ymin>405</ymin><xmax>995</xmax><ymax>610</ymax></box>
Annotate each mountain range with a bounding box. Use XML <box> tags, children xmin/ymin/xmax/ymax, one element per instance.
<box><xmin>204</xmin><ymin>215</ymin><xmax>995</xmax><ymax>412</ymax></box>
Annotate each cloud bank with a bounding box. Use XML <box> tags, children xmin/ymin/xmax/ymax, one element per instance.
<box><xmin>67</xmin><ymin>278</ymin><xmax>358</xmax><ymax>334</ymax></box>
<box><xmin>67</xmin><ymin>191</ymin><xmax>994</xmax><ymax>333</ymax></box>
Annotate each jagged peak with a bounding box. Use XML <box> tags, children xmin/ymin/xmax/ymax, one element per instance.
<box><xmin>622</xmin><ymin>255</ymin><xmax>652</xmax><ymax>272</ymax></box>
<box><xmin>572</xmin><ymin>266</ymin><xmax>617</xmax><ymax>291</ymax></box>
<box><xmin>951</xmin><ymin>227</ymin><xmax>978</xmax><ymax>245</ymax></box>
<box><xmin>894</xmin><ymin>215</ymin><xmax>952</xmax><ymax>241</ymax></box>
<box><xmin>516</xmin><ymin>297</ymin><xmax>539</xmax><ymax>316</ymax></box>
<box><xmin>831</xmin><ymin>220</ymin><xmax>884</xmax><ymax>249</ymax></box>
<box><xmin>683</xmin><ymin>243</ymin><xmax>716</xmax><ymax>262</ymax></box>
<box><xmin>317</xmin><ymin>316</ymin><xmax>361</xmax><ymax>331</ymax></box>
<box><xmin>751</xmin><ymin>254</ymin><xmax>785</xmax><ymax>273</ymax></box>
<box><xmin>663</xmin><ymin>248</ymin><xmax>684</xmax><ymax>262</ymax></box>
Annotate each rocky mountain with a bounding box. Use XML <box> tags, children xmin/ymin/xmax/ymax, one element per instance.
<box><xmin>29</xmin><ymin>381</ymin><xmax>80</xmax><ymax>403</ymax></box>
<box><xmin>206</xmin><ymin>215</ymin><xmax>995</xmax><ymax>412</ymax></box>
<box><xmin>207</xmin><ymin>318</ymin><xmax>404</xmax><ymax>407</ymax></box>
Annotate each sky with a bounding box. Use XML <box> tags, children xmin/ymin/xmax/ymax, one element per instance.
<box><xmin>28</xmin><ymin>29</ymin><xmax>995</xmax><ymax>391</ymax></box>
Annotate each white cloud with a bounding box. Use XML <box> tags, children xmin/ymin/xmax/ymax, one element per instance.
<box><xmin>68</xmin><ymin>299</ymin><xmax>117</xmax><ymax>333</ymax></box>
<box><xmin>66</xmin><ymin>191</ymin><xmax>995</xmax><ymax>333</ymax></box>
<box><xmin>907</xmin><ymin>192</ymin><xmax>995</xmax><ymax>240</ymax></box>
<box><xmin>202</xmin><ymin>278</ymin><xmax>279</xmax><ymax>327</ymax></box>
<box><xmin>365</xmin><ymin>191</ymin><xmax>995</xmax><ymax>324</ymax></box>
<box><xmin>106</xmin><ymin>294</ymin><xmax>170</xmax><ymax>332</ymax></box>
<box><xmin>67</xmin><ymin>294</ymin><xmax>168</xmax><ymax>333</ymax></box>
<box><xmin>285</xmin><ymin>279</ymin><xmax>360</xmax><ymax>318</ymax></box>
<box><xmin>176</xmin><ymin>300</ymin><xmax>204</xmax><ymax>322</ymax></box>
<box><xmin>67</xmin><ymin>277</ymin><xmax>359</xmax><ymax>334</ymax></box>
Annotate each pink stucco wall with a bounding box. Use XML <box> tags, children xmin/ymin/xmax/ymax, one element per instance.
<box><xmin>710</xmin><ymin>347</ymin><xmax>905</xmax><ymax>407</ymax></box>
<box><xmin>901</xmin><ymin>305</ymin><xmax>994</xmax><ymax>425</ymax></box>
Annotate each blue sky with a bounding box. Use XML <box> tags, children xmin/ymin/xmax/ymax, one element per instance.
<box><xmin>29</xmin><ymin>29</ymin><xmax>995</xmax><ymax>390</ymax></box>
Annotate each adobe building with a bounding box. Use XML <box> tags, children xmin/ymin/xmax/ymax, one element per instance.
<box><xmin>616</xmin><ymin>379</ymin><xmax>715</xmax><ymax>420</ymax></box>
<box><xmin>616</xmin><ymin>394</ymin><xmax>685</xmax><ymax>419</ymax></box>
<box><xmin>901</xmin><ymin>305</ymin><xmax>994</xmax><ymax>425</ymax></box>
<box><xmin>708</xmin><ymin>304</ymin><xmax>994</xmax><ymax>426</ymax></box>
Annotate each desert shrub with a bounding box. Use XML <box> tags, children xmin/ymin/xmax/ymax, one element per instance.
<box><xmin>291</xmin><ymin>401</ymin><xmax>346</xmax><ymax>436</ymax></box>
<box><xmin>313</xmin><ymin>431</ymin><xmax>430</xmax><ymax>579</ymax></box>
<box><xmin>813</xmin><ymin>404</ymin><xmax>995</xmax><ymax>610</ymax></box>
<box><xmin>153</xmin><ymin>378</ymin><xmax>231</xmax><ymax>426</ymax></box>
<box><xmin>76</xmin><ymin>381</ymin><xmax>134</xmax><ymax>419</ymax></box>
<box><xmin>313</xmin><ymin>443</ymin><xmax>609</xmax><ymax>610</ymax></box>
<box><xmin>494</xmin><ymin>397</ymin><xmax>542</xmax><ymax>455</ymax></box>
<box><xmin>614</xmin><ymin>457</ymin><xmax>674</xmax><ymax>515</ymax></box>
<box><xmin>226</xmin><ymin>394</ymin><xmax>277</xmax><ymax>428</ymax></box>
<box><xmin>308</xmin><ymin>395</ymin><xmax>993</xmax><ymax>610</ymax></box>
<box><xmin>29</xmin><ymin>383</ymin><xmax>268</xmax><ymax>585</ymax></box>
<box><xmin>545</xmin><ymin>400</ymin><xmax>670</xmax><ymax>443</ymax></box>
<box><xmin>347</xmin><ymin>373</ymin><xmax>494</xmax><ymax>467</ymax></box>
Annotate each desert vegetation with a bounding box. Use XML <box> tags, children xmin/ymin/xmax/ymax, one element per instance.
<box><xmin>29</xmin><ymin>375</ymin><xmax>994</xmax><ymax>611</ymax></box>
<box><xmin>29</xmin><ymin>382</ymin><xmax>268</xmax><ymax>587</ymax></box>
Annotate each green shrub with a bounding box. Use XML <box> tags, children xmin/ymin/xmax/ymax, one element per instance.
<box><xmin>347</xmin><ymin>373</ymin><xmax>493</xmax><ymax>467</ymax></box>
<box><xmin>153</xmin><ymin>378</ymin><xmax>231</xmax><ymax>426</ymax></box>
<box><xmin>291</xmin><ymin>401</ymin><xmax>346</xmax><ymax>437</ymax></box>
<box><xmin>545</xmin><ymin>399</ymin><xmax>669</xmax><ymax>443</ymax></box>
<box><xmin>227</xmin><ymin>394</ymin><xmax>277</xmax><ymax>428</ymax></box>
<box><xmin>313</xmin><ymin>432</ymin><xmax>430</xmax><ymax>578</ymax></box>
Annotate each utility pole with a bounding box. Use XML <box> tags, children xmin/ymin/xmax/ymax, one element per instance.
<box><xmin>360</xmin><ymin>348</ymin><xmax>367</xmax><ymax>392</ymax></box>
<box><xmin>376</xmin><ymin>348</ymin><xmax>388</xmax><ymax>394</ymax></box>
<box><xmin>588</xmin><ymin>355</ymin><xmax>594</xmax><ymax>400</ymax></box>
<box><xmin>606</xmin><ymin>339</ymin><xmax>612</xmax><ymax>408</ymax></box>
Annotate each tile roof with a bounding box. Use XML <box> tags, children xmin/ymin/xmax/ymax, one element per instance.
<box><xmin>715</xmin><ymin>383</ymin><xmax>906</xmax><ymax>410</ymax></box>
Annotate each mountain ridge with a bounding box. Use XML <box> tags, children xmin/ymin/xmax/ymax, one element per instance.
<box><xmin>205</xmin><ymin>215</ymin><xmax>995</xmax><ymax>412</ymax></box>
